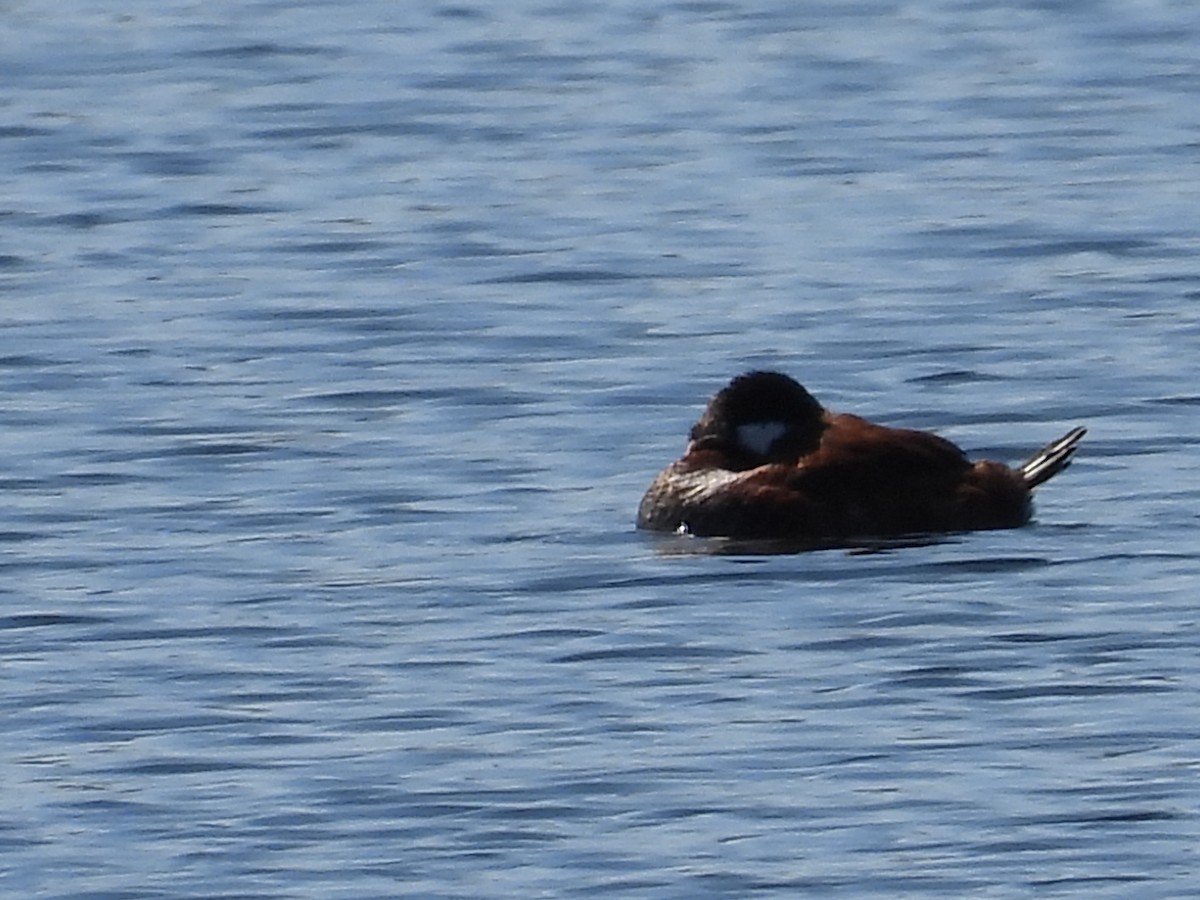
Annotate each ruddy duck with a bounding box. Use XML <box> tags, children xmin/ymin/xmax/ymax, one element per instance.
<box><xmin>637</xmin><ymin>371</ymin><xmax>1086</xmax><ymax>541</ymax></box>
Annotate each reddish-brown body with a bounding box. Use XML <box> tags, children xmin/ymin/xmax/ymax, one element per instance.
<box><xmin>637</xmin><ymin>372</ymin><xmax>1084</xmax><ymax>542</ymax></box>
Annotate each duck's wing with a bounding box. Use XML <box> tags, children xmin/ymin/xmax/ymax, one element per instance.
<box><xmin>791</xmin><ymin>414</ymin><xmax>971</xmax><ymax>493</ymax></box>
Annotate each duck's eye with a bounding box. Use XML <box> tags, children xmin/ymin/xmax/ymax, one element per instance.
<box><xmin>736</xmin><ymin>421</ymin><xmax>788</xmax><ymax>456</ymax></box>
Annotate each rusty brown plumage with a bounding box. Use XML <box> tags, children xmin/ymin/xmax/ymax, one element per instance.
<box><xmin>637</xmin><ymin>372</ymin><xmax>1085</xmax><ymax>542</ymax></box>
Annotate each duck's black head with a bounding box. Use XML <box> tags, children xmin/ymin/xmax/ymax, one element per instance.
<box><xmin>688</xmin><ymin>371</ymin><xmax>826</xmax><ymax>467</ymax></box>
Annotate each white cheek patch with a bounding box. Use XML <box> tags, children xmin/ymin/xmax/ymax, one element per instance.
<box><xmin>736</xmin><ymin>421</ymin><xmax>789</xmax><ymax>456</ymax></box>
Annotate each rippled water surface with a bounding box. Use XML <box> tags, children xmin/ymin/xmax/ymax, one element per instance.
<box><xmin>4</xmin><ymin>1</ymin><xmax>1200</xmax><ymax>897</ymax></box>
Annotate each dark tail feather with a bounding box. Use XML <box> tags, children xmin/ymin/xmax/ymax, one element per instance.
<box><xmin>1020</xmin><ymin>426</ymin><xmax>1087</xmax><ymax>489</ymax></box>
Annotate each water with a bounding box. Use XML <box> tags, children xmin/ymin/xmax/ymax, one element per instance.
<box><xmin>3</xmin><ymin>0</ymin><xmax>1200</xmax><ymax>896</ymax></box>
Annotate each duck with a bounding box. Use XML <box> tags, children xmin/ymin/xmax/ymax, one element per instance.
<box><xmin>637</xmin><ymin>371</ymin><xmax>1085</xmax><ymax>542</ymax></box>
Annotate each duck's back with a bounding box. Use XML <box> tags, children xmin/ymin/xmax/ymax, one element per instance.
<box><xmin>786</xmin><ymin>415</ymin><xmax>1030</xmax><ymax>536</ymax></box>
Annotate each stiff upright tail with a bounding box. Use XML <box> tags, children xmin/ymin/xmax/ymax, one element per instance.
<box><xmin>1020</xmin><ymin>426</ymin><xmax>1087</xmax><ymax>489</ymax></box>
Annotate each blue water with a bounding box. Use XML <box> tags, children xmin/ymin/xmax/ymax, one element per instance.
<box><xmin>3</xmin><ymin>1</ymin><xmax>1200</xmax><ymax>897</ymax></box>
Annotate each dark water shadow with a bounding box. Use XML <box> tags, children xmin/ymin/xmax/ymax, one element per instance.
<box><xmin>643</xmin><ymin>530</ymin><xmax>958</xmax><ymax>558</ymax></box>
